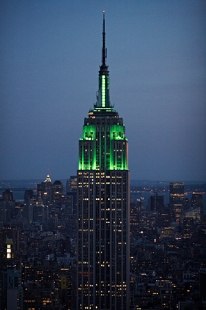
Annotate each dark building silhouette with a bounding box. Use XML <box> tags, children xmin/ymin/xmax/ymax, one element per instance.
<box><xmin>0</xmin><ymin>238</ymin><xmax>23</xmax><ymax>310</ymax></box>
<box><xmin>200</xmin><ymin>268</ymin><xmax>206</xmax><ymax>302</ymax></box>
<box><xmin>77</xmin><ymin>13</ymin><xmax>130</xmax><ymax>309</ymax></box>
<box><xmin>37</xmin><ymin>174</ymin><xmax>52</xmax><ymax>205</ymax></box>
<box><xmin>148</xmin><ymin>192</ymin><xmax>164</xmax><ymax>213</ymax></box>
<box><xmin>66</xmin><ymin>176</ymin><xmax>77</xmax><ymax>216</ymax></box>
<box><xmin>191</xmin><ymin>192</ymin><xmax>203</xmax><ymax>208</ymax></box>
<box><xmin>52</xmin><ymin>180</ymin><xmax>64</xmax><ymax>205</ymax></box>
<box><xmin>1</xmin><ymin>190</ymin><xmax>15</xmax><ymax>223</ymax></box>
<box><xmin>184</xmin><ymin>197</ymin><xmax>190</xmax><ymax>211</ymax></box>
<box><xmin>191</xmin><ymin>192</ymin><xmax>204</xmax><ymax>220</ymax></box>
<box><xmin>24</xmin><ymin>189</ymin><xmax>34</xmax><ymax>202</ymax></box>
<box><xmin>2</xmin><ymin>189</ymin><xmax>13</xmax><ymax>202</ymax></box>
<box><xmin>169</xmin><ymin>182</ymin><xmax>184</xmax><ymax>223</ymax></box>
<box><xmin>66</xmin><ymin>175</ymin><xmax>77</xmax><ymax>193</ymax></box>
<box><xmin>23</xmin><ymin>190</ymin><xmax>35</xmax><ymax>224</ymax></box>
<box><xmin>37</xmin><ymin>175</ymin><xmax>64</xmax><ymax>206</ymax></box>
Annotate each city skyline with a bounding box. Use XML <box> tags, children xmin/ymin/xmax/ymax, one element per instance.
<box><xmin>1</xmin><ymin>0</ymin><xmax>206</xmax><ymax>182</ymax></box>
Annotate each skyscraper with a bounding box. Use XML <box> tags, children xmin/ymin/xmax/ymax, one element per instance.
<box><xmin>169</xmin><ymin>182</ymin><xmax>184</xmax><ymax>223</ymax></box>
<box><xmin>0</xmin><ymin>239</ymin><xmax>23</xmax><ymax>310</ymax></box>
<box><xmin>37</xmin><ymin>174</ymin><xmax>52</xmax><ymax>205</ymax></box>
<box><xmin>191</xmin><ymin>192</ymin><xmax>204</xmax><ymax>221</ymax></box>
<box><xmin>77</xmin><ymin>13</ymin><xmax>130</xmax><ymax>310</ymax></box>
<box><xmin>66</xmin><ymin>176</ymin><xmax>77</xmax><ymax>216</ymax></box>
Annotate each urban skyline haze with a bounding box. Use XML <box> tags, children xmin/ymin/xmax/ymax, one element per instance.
<box><xmin>1</xmin><ymin>0</ymin><xmax>206</xmax><ymax>182</ymax></box>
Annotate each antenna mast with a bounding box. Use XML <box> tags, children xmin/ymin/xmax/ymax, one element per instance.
<box><xmin>102</xmin><ymin>11</ymin><xmax>107</xmax><ymax>66</ymax></box>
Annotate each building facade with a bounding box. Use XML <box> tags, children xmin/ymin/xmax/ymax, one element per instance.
<box><xmin>77</xmin><ymin>13</ymin><xmax>130</xmax><ymax>310</ymax></box>
<box><xmin>169</xmin><ymin>182</ymin><xmax>184</xmax><ymax>223</ymax></box>
<box><xmin>0</xmin><ymin>238</ymin><xmax>23</xmax><ymax>310</ymax></box>
<box><xmin>66</xmin><ymin>176</ymin><xmax>77</xmax><ymax>216</ymax></box>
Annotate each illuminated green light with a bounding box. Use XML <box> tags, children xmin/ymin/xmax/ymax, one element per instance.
<box><xmin>79</xmin><ymin>122</ymin><xmax>128</xmax><ymax>171</ymax></box>
<box><xmin>110</xmin><ymin>125</ymin><xmax>125</xmax><ymax>140</ymax></box>
<box><xmin>102</xmin><ymin>75</ymin><xmax>106</xmax><ymax>107</ymax></box>
<box><xmin>83</xmin><ymin>125</ymin><xmax>96</xmax><ymax>140</ymax></box>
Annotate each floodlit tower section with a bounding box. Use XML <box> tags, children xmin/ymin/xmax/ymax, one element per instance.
<box><xmin>77</xmin><ymin>12</ymin><xmax>130</xmax><ymax>310</ymax></box>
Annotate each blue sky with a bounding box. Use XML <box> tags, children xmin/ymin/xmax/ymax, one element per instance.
<box><xmin>0</xmin><ymin>0</ymin><xmax>206</xmax><ymax>181</ymax></box>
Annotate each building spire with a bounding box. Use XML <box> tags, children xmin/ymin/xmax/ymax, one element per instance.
<box><xmin>100</xmin><ymin>11</ymin><xmax>108</xmax><ymax>73</ymax></box>
<box><xmin>102</xmin><ymin>11</ymin><xmax>106</xmax><ymax>66</ymax></box>
<box><xmin>96</xmin><ymin>11</ymin><xmax>110</xmax><ymax>108</ymax></box>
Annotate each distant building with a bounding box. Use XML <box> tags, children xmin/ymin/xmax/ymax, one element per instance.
<box><xmin>0</xmin><ymin>200</ymin><xmax>7</xmax><ymax>223</ymax></box>
<box><xmin>200</xmin><ymin>268</ymin><xmax>206</xmax><ymax>301</ymax></box>
<box><xmin>184</xmin><ymin>197</ymin><xmax>190</xmax><ymax>211</ymax></box>
<box><xmin>148</xmin><ymin>193</ymin><xmax>164</xmax><ymax>213</ymax></box>
<box><xmin>183</xmin><ymin>207</ymin><xmax>200</xmax><ymax>221</ymax></box>
<box><xmin>2</xmin><ymin>189</ymin><xmax>13</xmax><ymax>201</ymax></box>
<box><xmin>23</xmin><ymin>189</ymin><xmax>36</xmax><ymax>224</ymax></box>
<box><xmin>24</xmin><ymin>189</ymin><xmax>34</xmax><ymax>202</ymax></box>
<box><xmin>37</xmin><ymin>175</ymin><xmax>64</xmax><ymax>206</ymax></box>
<box><xmin>0</xmin><ymin>239</ymin><xmax>23</xmax><ymax>310</ymax></box>
<box><xmin>52</xmin><ymin>180</ymin><xmax>64</xmax><ymax>205</ymax></box>
<box><xmin>191</xmin><ymin>192</ymin><xmax>204</xmax><ymax>220</ymax></box>
<box><xmin>37</xmin><ymin>174</ymin><xmax>52</xmax><ymax>205</ymax></box>
<box><xmin>66</xmin><ymin>175</ymin><xmax>77</xmax><ymax>193</ymax></box>
<box><xmin>1</xmin><ymin>266</ymin><xmax>23</xmax><ymax>310</ymax></box>
<box><xmin>191</xmin><ymin>192</ymin><xmax>203</xmax><ymax>208</ymax></box>
<box><xmin>169</xmin><ymin>182</ymin><xmax>184</xmax><ymax>223</ymax></box>
<box><xmin>66</xmin><ymin>176</ymin><xmax>77</xmax><ymax>216</ymax></box>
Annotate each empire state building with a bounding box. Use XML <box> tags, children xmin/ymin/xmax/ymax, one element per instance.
<box><xmin>77</xmin><ymin>13</ymin><xmax>130</xmax><ymax>310</ymax></box>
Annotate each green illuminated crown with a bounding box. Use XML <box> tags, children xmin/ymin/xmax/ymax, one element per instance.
<box><xmin>78</xmin><ymin>12</ymin><xmax>128</xmax><ymax>171</ymax></box>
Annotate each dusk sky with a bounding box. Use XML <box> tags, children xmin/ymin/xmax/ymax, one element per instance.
<box><xmin>0</xmin><ymin>0</ymin><xmax>206</xmax><ymax>182</ymax></box>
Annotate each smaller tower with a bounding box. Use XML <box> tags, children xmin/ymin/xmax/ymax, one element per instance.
<box><xmin>3</xmin><ymin>189</ymin><xmax>13</xmax><ymax>201</ymax></box>
<box><xmin>66</xmin><ymin>176</ymin><xmax>77</xmax><ymax>216</ymax></box>
<box><xmin>37</xmin><ymin>174</ymin><xmax>52</xmax><ymax>205</ymax></box>
<box><xmin>191</xmin><ymin>192</ymin><xmax>204</xmax><ymax>221</ymax></box>
<box><xmin>169</xmin><ymin>182</ymin><xmax>184</xmax><ymax>223</ymax></box>
<box><xmin>0</xmin><ymin>239</ymin><xmax>23</xmax><ymax>310</ymax></box>
<box><xmin>52</xmin><ymin>180</ymin><xmax>64</xmax><ymax>205</ymax></box>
